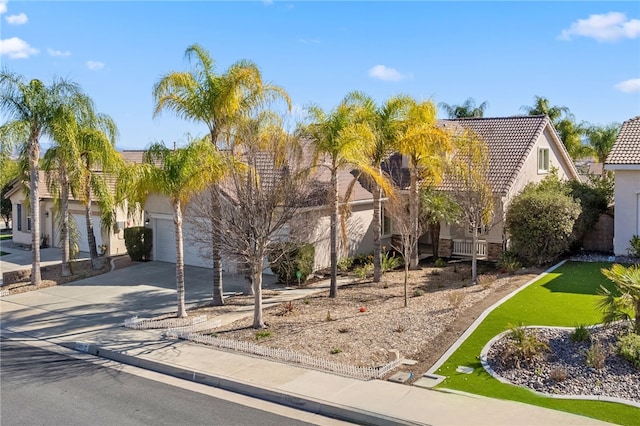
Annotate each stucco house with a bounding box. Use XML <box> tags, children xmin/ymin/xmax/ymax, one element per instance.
<box><xmin>5</xmin><ymin>150</ymin><xmax>144</xmax><ymax>257</ymax></box>
<box><xmin>144</xmin><ymin>153</ymin><xmax>380</xmax><ymax>273</ymax></box>
<box><xmin>605</xmin><ymin>115</ymin><xmax>640</xmax><ymax>256</ymax></box>
<box><xmin>386</xmin><ymin>115</ymin><xmax>580</xmax><ymax>261</ymax></box>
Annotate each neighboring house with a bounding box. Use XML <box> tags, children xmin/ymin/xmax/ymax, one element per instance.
<box><xmin>144</xmin><ymin>152</ymin><xmax>380</xmax><ymax>272</ymax></box>
<box><xmin>605</xmin><ymin>115</ymin><xmax>640</xmax><ymax>256</ymax></box>
<box><xmin>4</xmin><ymin>150</ymin><xmax>144</xmax><ymax>256</ymax></box>
<box><xmin>386</xmin><ymin>115</ymin><xmax>580</xmax><ymax>261</ymax></box>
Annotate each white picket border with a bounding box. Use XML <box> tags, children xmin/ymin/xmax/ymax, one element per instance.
<box><xmin>124</xmin><ymin>315</ymin><xmax>208</xmax><ymax>330</ymax></box>
<box><xmin>166</xmin><ymin>328</ymin><xmax>403</xmax><ymax>380</ymax></box>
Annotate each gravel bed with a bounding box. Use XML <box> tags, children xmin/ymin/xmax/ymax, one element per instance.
<box><xmin>486</xmin><ymin>323</ymin><xmax>640</xmax><ymax>404</ymax></box>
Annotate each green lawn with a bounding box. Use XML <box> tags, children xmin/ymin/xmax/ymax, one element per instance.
<box><xmin>434</xmin><ymin>261</ymin><xmax>639</xmax><ymax>425</ymax></box>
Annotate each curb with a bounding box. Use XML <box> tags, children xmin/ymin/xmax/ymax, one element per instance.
<box><xmin>67</xmin><ymin>341</ymin><xmax>426</xmax><ymax>426</ymax></box>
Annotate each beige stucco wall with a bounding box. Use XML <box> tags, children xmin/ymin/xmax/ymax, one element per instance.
<box><xmin>9</xmin><ymin>192</ymin><xmax>139</xmax><ymax>256</ymax></box>
<box><xmin>611</xmin><ymin>170</ymin><xmax>640</xmax><ymax>255</ymax></box>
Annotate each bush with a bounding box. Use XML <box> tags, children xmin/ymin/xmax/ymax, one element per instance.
<box><xmin>268</xmin><ymin>242</ymin><xmax>314</xmax><ymax>285</ymax></box>
<box><xmin>506</xmin><ymin>183</ymin><xmax>581</xmax><ymax>266</ymax></box>
<box><xmin>499</xmin><ymin>325</ymin><xmax>549</xmax><ymax>368</ymax></box>
<box><xmin>434</xmin><ymin>258</ymin><xmax>447</xmax><ymax>267</ymax></box>
<box><xmin>567</xmin><ymin>179</ymin><xmax>610</xmax><ymax>249</ymax></box>
<box><xmin>381</xmin><ymin>251</ymin><xmax>402</xmax><ymax>272</ymax></box>
<box><xmin>617</xmin><ymin>333</ymin><xmax>640</xmax><ymax>369</ymax></box>
<box><xmin>497</xmin><ymin>250</ymin><xmax>521</xmax><ymax>274</ymax></box>
<box><xmin>629</xmin><ymin>235</ymin><xmax>640</xmax><ymax>258</ymax></box>
<box><xmin>570</xmin><ymin>324</ymin><xmax>591</xmax><ymax>342</ymax></box>
<box><xmin>124</xmin><ymin>227</ymin><xmax>152</xmax><ymax>261</ymax></box>
<box><xmin>354</xmin><ymin>263</ymin><xmax>373</xmax><ymax>279</ymax></box>
<box><xmin>337</xmin><ymin>256</ymin><xmax>354</xmax><ymax>272</ymax></box>
<box><xmin>585</xmin><ymin>340</ymin><xmax>606</xmax><ymax>369</ymax></box>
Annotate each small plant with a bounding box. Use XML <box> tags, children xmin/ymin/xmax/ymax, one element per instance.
<box><xmin>447</xmin><ymin>291</ymin><xmax>465</xmax><ymax>309</ymax></box>
<box><xmin>497</xmin><ymin>250</ymin><xmax>521</xmax><ymax>274</ymax></box>
<box><xmin>330</xmin><ymin>348</ymin><xmax>343</xmax><ymax>354</ymax></box>
<box><xmin>302</xmin><ymin>298</ymin><xmax>310</xmax><ymax>305</ymax></box>
<box><xmin>353</xmin><ymin>263</ymin><xmax>373</xmax><ymax>279</ymax></box>
<box><xmin>585</xmin><ymin>339</ymin><xmax>606</xmax><ymax>369</ymax></box>
<box><xmin>436</xmin><ymin>283</ymin><xmax>445</xmax><ymax>289</ymax></box>
<box><xmin>570</xmin><ymin>324</ymin><xmax>591</xmax><ymax>342</ymax></box>
<box><xmin>412</xmin><ymin>288</ymin><xmax>425</xmax><ymax>297</ymax></box>
<box><xmin>394</xmin><ymin>324</ymin><xmax>406</xmax><ymax>333</ymax></box>
<box><xmin>477</xmin><ymin>274</ymin><xmax>496</xmax><ymax>289</ymax></box>
<box><xmin>549</xmin><ymin>367</ymin><xmax>568</xmax><ymax>382</ymax></box>
<box><xmin>338</xmin><ymin>256</ymin><xmax>354</xmax><ymax>272</ymax></box>
<box><xmin>629</xmin><ymin>235</ymin><xmax>640</xmax><ymax>257</ymax></box>
<box><xmin>617</xmin><ymin>333</ymin><xmax>640</xmax><ymax>369</ymax></box>
<box><xmin>500</xmin><ymin>324</ymin><xmax>549</xmax><ymax>368</ymax></box>
<box><xmin>381</xmin><ymin>251</ymin><xmax>402</xmax><ymax>272</ymax></box>
<box><xmin>278</xmin><ymin>300</ymin><xmax>295</xmax><ymax>316</ymax></box>
<box><xmin>255</xmin><ymin>330</ymin><xmax>272</xmax><ymax>340</ymax></box>
<box><xmin>326</xmin><ymin>310</ymin><xmax>334</xmax><ymax>321</ymax></box>
<box><xmin>434</xmin><ymin>258</ymin><xmax>447</xmax><ymax>267</ymax></box>
<box><xmin>338</xmin><ymin>327</ymin><xmax>350</xmax><ymax>334</ymax></box>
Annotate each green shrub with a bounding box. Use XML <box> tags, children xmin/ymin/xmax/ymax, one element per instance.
<box><xmin>124</xmin><ymin>226</ymin><xmax>152</xmax><ymax>261</ymax></box>
<box><xmin>629</xmin><ymin>235</ymin><xmax>640</xmax><ymax>258</ymax></box>
<box><xmin>434</xmin><ymin>258</ymin><xmax>447</xmax><ymax>267</ymax></box>
<box><xmin>381</xmin><ymin>251</ymin><xmax>402</xmax><ymax>272</ymax></box>
<box><xmin>337</xmin><ymin>256</ymin><xmax>354</xmax><ymax>272</ymax></box>
<box><xmin>268</xmin><ymin>242</ymin><xmax>315</xmax><ymax>285</ymax></box>
<box><xmin>501</xmin><ymin>324</ymin><xmax>549</xmax><ymax>368</ymax></box>
<box><xmin>255</xmin><ymin>330</ymin><xmax>272</xmax><ymax>340</ymax></box>
<box><xmin>570</xmin><ymin>324</ymin><xmax>591</xmax><ymax>342</ymax></box>
<box><xmin>506</xmin><ymin>183</ymin><xmax>581</xmax><ymax>266</ymax></box>
<box><xmin>497</xmin><ymin>250</ymin><xmax>521</xmax><ymax>274</ymax></box>
<box><xmin>354</xmin><ymin>263</ymin><xmax>373</xmax><ymax>279</ymax></box>
<box><xmin>412</xmin><ymin>288</ymin><xmax>425</xmax><ymax>297</ymax></box>
<box><xmin>567</xmin><ymin>179</ymin><xmax>610</xmax><ymax>249</ymax></box>
<box><xmin>617</xmin><ymin>333</ymin><xmax>640</xmax><ymax>369</ymax></box>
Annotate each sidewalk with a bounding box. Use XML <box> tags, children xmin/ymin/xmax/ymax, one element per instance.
<box><xmin>1</xmin><ymin>273</ymin><xmax>612</xmax><ymax>426</ymax></box>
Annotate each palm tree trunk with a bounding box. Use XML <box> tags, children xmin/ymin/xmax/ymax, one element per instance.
<box><xmin>252</xmin><ymin>262</ymin><xmax>264</xmax><ymax>329</ymax></box>
<box><xmin>373</xmin><ymin>183</ymin><xmax>382</xmax><ymax>283</ymax></box>
<box><xmin>84</xmin><ymin>177</ymin><xmax>101</xmax><ymax>269</ymax></box>
<box><xmin>409</xmin><ymin>165</ymin><xmax>420</xmax><ymax>269</ymax></box>
<box><xmin>430</xmin><ymin>222</ymin><xmax>441</xmax><ymax>259</ymax></box>
<box><xmin>29</xmin><ymin>136</ymin><xmax>42</xmax><ymax>286</ymax></box>
<box><xmin>330</xmin><ymin>165</ymin><xmax>338</xmax><ymax>298</ymax></box>
<box><xmin>210</xmin><ymin>189</ymin><xmax>224</xmax><ymax>306</ymax></box>
<box><xmin>60</xmin><ymin>180</ymin><xmax>72</xmax><ymax>277</ymax></box>
<box><xmin>174</xmin><ymin>201</ymin><xmax>187</xmax><ymax>318</ymax></box>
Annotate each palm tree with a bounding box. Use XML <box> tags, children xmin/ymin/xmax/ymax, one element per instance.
<box><xmin>0</xmin><ymin>71</ymin><xmax>85</xmax><ymax>286</ymax></box>
<box><xmin>345</xmin><ymin>92</ymin><xmax>411</xmax><ymax>282</ymax></box>
<box><xmin>75</xmin><ymin>112</ymin><xmax>120</xmax><ymax>269</ymax></box>
<box><xmin>600</xmin><ymin>264</ymin><xmax>640</xmax><ymax>334</ymax></box>
<box><xmin>153</xmin><ymin>44</ymin><xmax>291</xmax><ymax>306</ymax></box>
<box><xmin>521</xmin><ymin>96</ymin><xmax>587</xmax><ymax>160</ymax></box>
<box><xmin>586</xmin><ymin>123</ymin><xmax>620</xmax><ymax>169</ymax></box>
<box><xmin>301</xmin><ymin>95</ymin><xmax>389</xmax><ymax>297</ymax></box>
<box><xmin>439</xmin><ymin>98</ymin><xmax>489</xmax><ymax>118</ymax></box>
<box><xmin>126</xmin><ymin>138</ymin><xmax>225</xmax><ymax>317</ymax></box>
<box><xmin>397</xmin><ymin>100</ymin><xmax>453</xmax><ymax>268</ymax></box>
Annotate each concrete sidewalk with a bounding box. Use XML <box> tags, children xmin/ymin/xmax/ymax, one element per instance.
<box><xmin>0</xmin><ymin>262</ymin><xmax>612</xmax><ymax>425</ymax></box>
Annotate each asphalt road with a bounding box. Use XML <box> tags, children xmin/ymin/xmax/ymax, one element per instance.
<box><xmin>0</xmin><ymin>339</ymin><xmax>318</xmax><ymax>426</ymax></box>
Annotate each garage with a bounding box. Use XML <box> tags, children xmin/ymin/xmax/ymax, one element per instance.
<box><xmin>152</xmin><ymin>218</ymin><xmax>211</xmax><ymax>268</ymax></box>
<box><xmin>71</xmin><ymin>213</ymin><xmax>103</xmax><ymax>253</ymax></box>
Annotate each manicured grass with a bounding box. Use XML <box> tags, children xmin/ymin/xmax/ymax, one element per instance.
<box><xmin>434</xmin><ymin>261</ymin><xmax>639</xmax><ymax>425</ymax></box>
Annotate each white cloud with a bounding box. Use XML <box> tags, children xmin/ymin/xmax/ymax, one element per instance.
<box><xmin>0</xmin><ymin>1</ymin><xmax>7</xmax><ymax>14</ymax></box>
<box><xmin>615</xmin><ymin>78</ymin><xmax>640</xmax><ymax>93</ymax></box>
<box><xmin>559</xmin><ymin>12</ymin><xmax>640</xmax><ymax>42</ymax></box>
<box><xmin>0</xmin><ymin>37</ymin><xmax>38</xmax><ymax>58</ymax></box>
<box><xmin>6</xmin><ymin>12</ymin><xmax>27</xmax><ymax>25</ymax></box>
<box><xmin>298</xmin><ymin>38</ymin><xmax>320</xmax><ymax>44</ymax></box>
<box><xmin>86</xmin><ymin>60</ymin><xmax>105</xmax><ymax>71</ymax></box>
<box><xmin>368</xmin><ymin>64</ymin><xmax>410</xmax><ymax>82</ymax></box>
<box><xmin>47</xmin><ymin>48</ymin><xmax>70</xmax><ymax>57</ymax></box>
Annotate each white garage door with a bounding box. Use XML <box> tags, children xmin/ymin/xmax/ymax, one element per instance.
<box><xmin>72</xmin><ymin>214</ymin><xmax>102</xmax><ymax>253</ymax></box>
<box><xmin>153</xmin><ymin>218</ymin><xmax>211</xmax><ymax>268</ymax></box>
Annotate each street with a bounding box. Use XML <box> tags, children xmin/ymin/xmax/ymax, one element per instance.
<box><xmin>0</xmin><ymin>339</ymin><xmax>336</xmax><ymax>426</ymax></box>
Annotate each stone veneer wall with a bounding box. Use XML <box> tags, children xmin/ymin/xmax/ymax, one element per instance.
<box><xmin>487</xmin><ymin>242</ymin><xmax>503</xmax><ymax>262</ymax></box>
<box><xmin>438</xmin><ymin>239</ymin><xmax>452</xmax><ymax>258</ymax></box>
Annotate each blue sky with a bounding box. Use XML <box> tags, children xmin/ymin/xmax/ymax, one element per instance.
<box><xmin>1</xmin><ymin>1</ymin><xmax>639</xmax><ymax>150</ymax></box>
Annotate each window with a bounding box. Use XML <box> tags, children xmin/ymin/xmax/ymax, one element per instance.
<box><xmin>17</xmin><ymin>204</ymin><xmax>22</xmax><ymax>231</ymax></box>
<box><xmin>467</xmin><ymin>223</ymin><xmax>490</xmax><ymax>236</ymax></box>
<box><xmin>382</xmin><ymin>209</ymin><xmax>393</xmax><ymax>236</ymax></box>
<box><xmin>538</xmin><ymin>148</ymin><xmax>550</xmax><ymax>173</ymax></box>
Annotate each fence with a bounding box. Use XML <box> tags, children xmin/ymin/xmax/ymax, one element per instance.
<box><xmin>124</xmin><ymin>315</ymin><xmax>208</xmax><ymax>330</ymax></box>
<box><xmin>165</xmin><ymin>328</ymin><xmax>404</xmax><ymax>380</ymax></box>
<box><xmin>452</xmin><ymin>239</ymin><xmax>487</xmax><ymax>258</ymax></box>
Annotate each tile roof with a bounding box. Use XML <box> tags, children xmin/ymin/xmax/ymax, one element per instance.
<box><xmin>440</xmin><ymin>115</ymin><xmax>553</xmax><ymax>195</ymax></box>
<box><xmin>605</xmin><ymin>116</ymin><xmax>640</xmax><ymax>165</ymax></box>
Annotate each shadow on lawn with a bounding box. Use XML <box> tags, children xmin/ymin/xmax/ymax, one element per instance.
<box><xmin>541</xmin><ymin>262</ymin><xmax>618</xmax><ymax>295</ymax></box>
